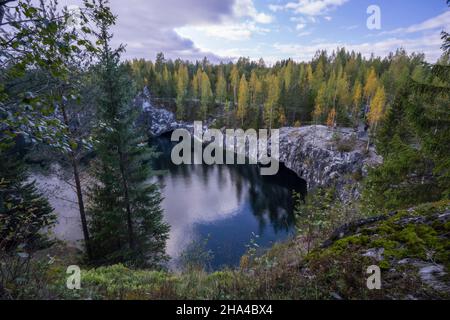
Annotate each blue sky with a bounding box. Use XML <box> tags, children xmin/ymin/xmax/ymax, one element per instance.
<box><xmin>61</xmin><ymin>0</ymin><xmax>450</xmax><ymax>63</ymax></box>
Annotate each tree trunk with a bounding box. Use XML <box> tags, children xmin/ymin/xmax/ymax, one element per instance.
<box><xmin>118</xmin><ymin>150</ymin><xmax>134</xmax><ymax>250</ymax></box>
<box><xmin>60</xmin><ymin>104</ymin><xmax>92</xmax><ymax>260</ymax></box>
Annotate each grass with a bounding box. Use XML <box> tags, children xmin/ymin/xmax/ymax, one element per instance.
<box><xmin>4</xmin><ymin>200</ymin><xmax>449</xmax><ymax>300</ymax></box>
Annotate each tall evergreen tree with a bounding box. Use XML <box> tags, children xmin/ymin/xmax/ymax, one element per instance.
<box><xmin>88</xmin><ymin>0</ymin><xmax>169</xmax><ymax>267</ymax></box>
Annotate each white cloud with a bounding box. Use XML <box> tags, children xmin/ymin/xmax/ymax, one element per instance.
<box><xmin>273</xmin><ymin>0</ymin><xmax>349</xmax><ymax>16</ymax></box>
<box><xmin>296</xmin><ymin>23</ymin><xmax>306</xmax><ymax>30</ymax></box>
<box><xmin>381</xmin><ymin>11</ymin><xmax>450</xmax><ymax>35</ymax></box>
<box><xmin>176</xmin><ymin>0</ymin><xmax>274</xmax><ymax>43</ymax></box>
<box><xmin>324</xmin><ymin>16</ymin><xmax>332</xmax><ymax>21</ymax></box>
<box><xmin>273</xmin><ymin>33</ymin><xmax>444</xmax><ymax>62</ymax></box>
<box><xmin>268</xmin><ymin>4</ymin><xmax>284</xmax><ymax>12</ymax></box>
<box><xmin>178</xmin><ymin>21</ymin><xmax>270</xmax><ymax>41</ymax></box>
<box><xmin>298</xmin><ymin>31</ymin><xmax>312</xmax><ymax>37</ymax></box>
<box><xmin>234</xmin><ymin>0</ymin><xmax>274</xmax><ymax>24</ymax></box>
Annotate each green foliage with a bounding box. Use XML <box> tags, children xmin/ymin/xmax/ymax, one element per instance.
<box><xmin>294</xmin><ymin>188</ymin><xmax>334</xmax><ymax>252</ymax></box>
<box><xmin>0</xmin><ymin>0</ymin><xmax>98</xmax><ymax>152</ymax></box>
<box><xmin>87</xmin><ymin>3</ymin><xmax>169</xmax><ymax>268</ymax></box>
<box><xmin>128</xmin><ymin>48</ymin><xmax>433</xmax><ymax>129</ymax></box>
<box><xmin>365</xmin><ymin>48</ymin><xmax>450</xmax><ymax>212</ymax></box>
<box><xmin>0</xmin><ymin>143</ymin><xmax>55</xmax><ymax>253</ymax></box>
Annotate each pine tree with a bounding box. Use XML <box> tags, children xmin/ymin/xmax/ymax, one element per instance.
<box><xmin>0</xmin><ymin>142</ymin><xmax>55</xmax><ymax>253</ymax></box>
<box><xmin>88</xmin><ymin>1</ymin><xmax>169</xmax><ymax>267</ymax></box>
<box><xmin>237</xmin><ymin>74</ymin><xmax>249</xmax><ymax>126</ymax></box>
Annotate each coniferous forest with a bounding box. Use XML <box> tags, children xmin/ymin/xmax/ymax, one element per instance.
<box><xmin>0</xmin><ymin>0</ymin><xmax>449</xmax><ymax>302</ymax></box>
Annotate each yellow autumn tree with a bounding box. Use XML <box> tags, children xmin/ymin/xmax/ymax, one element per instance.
<box><xmin>366</xmin><ymin>85</ymin><xmax>386</xmax><ymax>150</ymax></box>
<box><xmin>278</xmin><ymin>110</ymin><xmax>287</xmax><ymax>127</ymax></box>
<box><xmin>368</xmin><ymin>86</ymin><xmax>386</xmax><ymax>130</ymax></box>
<box><xmin>364</xmin><ymin>67</ymin><xmax>378</xmax><ymax>103</ymax></box>
<box><xmin>215</xmin><ymin>67</ymin><xmax>227</xmax><ymax>104</ymax></box>
<box><xmin>230</xmin><ymin>65</ymin><xmax>240</xmax><ymax>106</ymax></box>
<box><xmin>313</xmin><ymin>83</ymin><xmax>327</xmax><ymax>124</ymax></box>
<box><xmin>326</xmin><ymin>108</ymin><xmax>336</xmax><ymax>128</ymax></box>
<box><xmin>237</xmin><ymin>74</ymin><xmax>249</xmax><ymax>126</ymax></box>
<box><xmin>306</xmin><ymin>64</ymin><xmax>314</xmax><ymax>85</ymax></box>
<box><xmin>192</xmin><ymin>68</ymin><xmax>202</xmax><ymax>99</ymax></box>
<box><xmin>352</xmin><ymin>80</ymin><xmax>363</xmax><ymax>125</ymax></box>
<box><xmin>200</xmin><ymin>71</ymin><xmax>213</xmax><ymax>120</ymax></box>
<box><xmin>264</xmin><ymin>74</ymin><xmax>280</xmax><ymax>130</ymax></box>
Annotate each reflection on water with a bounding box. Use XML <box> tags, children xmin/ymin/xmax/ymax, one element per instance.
<box><xmin>150</xmin><ymin>134</ymin><xmax>307</xmax><ymax>270</ymax></box>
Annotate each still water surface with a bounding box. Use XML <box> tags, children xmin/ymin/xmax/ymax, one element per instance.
<box><xmin>150</xmin><ymin>135</ymin><xmax>306</xmax><ymax>270</ymax></box>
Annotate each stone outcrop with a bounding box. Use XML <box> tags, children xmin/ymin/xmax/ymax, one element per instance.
<box><xmin>136</xmin><ymin>87</ymin><xmax>188</xmax><ymax>136</ymax></box>
<box><xmin>137</xmin><ymin>89</ymin><xmax>382</xmax><ymax>201</ymax></box>
<box><xmin>278</xmin><ymin>126</ymin><xmax>382</xmax><ymax>201</ymax></box>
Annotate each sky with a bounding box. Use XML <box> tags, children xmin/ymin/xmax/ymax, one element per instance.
<box><xmin>61</xmin><ymin>0</ymin><xmax>450</xmax><ymax>63</ymax></box>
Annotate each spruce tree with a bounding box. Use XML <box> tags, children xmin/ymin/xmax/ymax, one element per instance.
<box><xmin>88</xmin><ymin>0</ymin><xmax>169</xmax><ymax>268</ymax></box>
<box><xmin>0</xmin><ymin>141</ymin><xmax>55</xmax><ymax>253</ymax></box>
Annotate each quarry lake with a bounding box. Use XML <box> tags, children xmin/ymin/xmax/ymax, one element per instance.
<box><xmin>150</xmin><ymin>135</ymin><xmax>307</xmax><ymax>270</ymax></box>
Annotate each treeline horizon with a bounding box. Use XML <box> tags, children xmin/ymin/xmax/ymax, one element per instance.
<box><xmin>127</xmin><ymin>49</ymin><xmax>449</xmax><ymax>131</ymax></box>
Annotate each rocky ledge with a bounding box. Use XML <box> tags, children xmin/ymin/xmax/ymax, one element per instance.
<box><xmin>137</xmin><ymin>90</ymin><xmax>382</xmax><ymax>201</ymax></box>
<box><xmin>278</xmin><ymin>126</ymin><xmax>382</xmax><ymax>201</ymax></box>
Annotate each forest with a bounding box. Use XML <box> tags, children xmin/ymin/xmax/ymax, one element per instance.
<box><xmin>0</xmin><ymin>0</ymin><xmax>449</xmax><ymax>300</ymax></box>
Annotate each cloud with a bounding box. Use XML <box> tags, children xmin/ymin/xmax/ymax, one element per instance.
<box><xmin>57</xmin><ymin>0</ymin><xmax>273</xmax><ymax>61</ymax></box>
<box><xmin>56</xmin><ymin>0</ymin><xmax>236</xmax><ymax>61</ymax></box>
<box><xmin>271</xmin><ymin>0</ymin><xmax>349</xmax><ymax>16</ymax></box>
<box><xmin>175</xmin><ymin>0</ymin><xmax>274</xmax><ymax>42</ymax></box>
<box><xmin>297</xmin><ymin>31</ymin><xmax>312</xmax><ymax>37</ymax></box>
<box><xmin>273</xmin><ymin>33</ymin><xmax>444</xmax><ymax>62</ymax></box>
<box><xmin>234</xmin><ymin>0</ymin><xmax>274</xmax><ymax>24</ymax></box>
<box><xmin>381</xmin><ymin>11</ymin><xmax>450</xmax><ymax>36</ymax></box>
<box><xmin>178</xmin><ymin>22</ymin><xmax>270</xmax><ymax>41</ymax></box>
